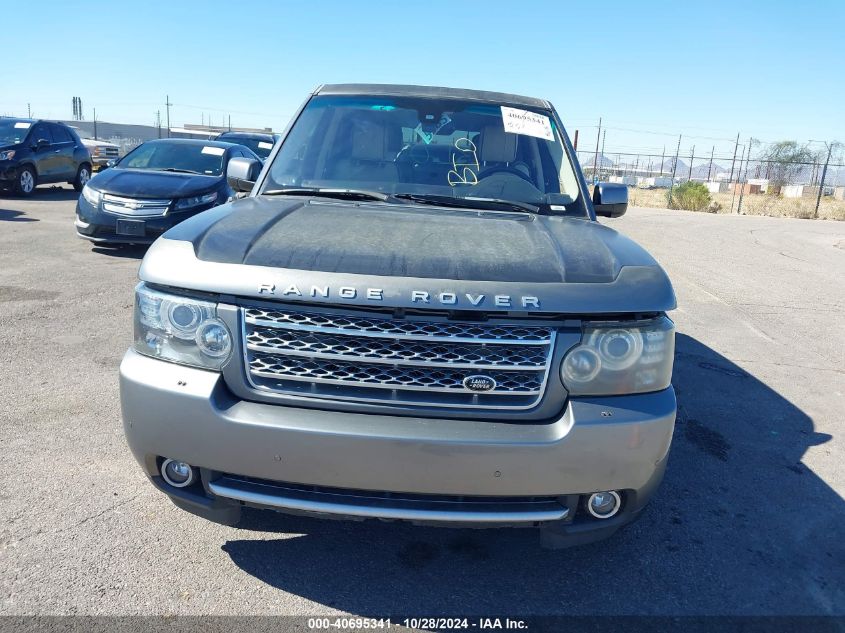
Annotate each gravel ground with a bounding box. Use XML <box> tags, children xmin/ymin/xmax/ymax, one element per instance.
<box><xmin>1</xmin><ymin>186</ymin><xmax>843</xmax><ymax>617</ymax></box>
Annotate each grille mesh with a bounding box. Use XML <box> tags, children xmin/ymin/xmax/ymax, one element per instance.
<box><xmin>247</xmin><ymin>328</ymin><xmax>548</xmax><ymax>368</ymax></box>
<box><xmin>241</xmin><ymin>306</ymin><xmax>554</xmax><ymax>410</ymax></box>
<box><xmin>246</xmin><ymin>307</ymin><xmax>551</xmax><ymax>342</ymax></box>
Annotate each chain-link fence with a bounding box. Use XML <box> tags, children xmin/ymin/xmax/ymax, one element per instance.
<box><xmin>574</xmin><ymin>147</ymin><xmax>845</xmax><ymax>220</ymax></box>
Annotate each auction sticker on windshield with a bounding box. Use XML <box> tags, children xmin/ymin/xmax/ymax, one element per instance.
<box><xmin>201</xmin><ymin>146</ymin><xmax>225</xmax><ymax>156</ymax></box>
<box><xmin>14</xmin><ymin>122</ymin><xmax>31</xmax><ymax>129</ymax></box>
<box><xmin>501</xmin><ymin>106</ymin><xmax>554</xmax><ymax>141</ymax></box>
<box><xmin>258</xmin><ymin>141</ymin><xmax>273</xmax><ymax>150</ymax></box>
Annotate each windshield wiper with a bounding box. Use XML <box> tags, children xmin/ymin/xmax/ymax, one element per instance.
<box><xmin>159</xmin><ymin>168</ymin><xmax>202</xmax><ymax>174</ymax></box>
<box><xmin>262</xmin><ymin>187</ymin><xmax>390</xmax><ymax>201</ymax></box>
<box><xmin>394</xmin><ymin>193</ymin><xmax>540</xmax><ymax>214</ymax></box>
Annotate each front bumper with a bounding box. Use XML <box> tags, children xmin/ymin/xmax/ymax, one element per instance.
<box><xmin>120</xmin><ymin>350</ymin><xmax>676</xmax><ymax>537</ymax></box>
<box><xmin>75</xmin><ymin>198</ymin><xmax>214</xmax><ymax>244</ymax></box>
<box><xmin>0</xmin><ymin>161</ymin><xmax>21</xmax><ymax>187</ymax></box>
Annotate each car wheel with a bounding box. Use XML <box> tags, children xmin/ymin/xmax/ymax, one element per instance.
<box><xmin>15</xmin><ymin>166</ymin><xmax>37</xmax><ymax>196</ymax></box>
<box><xmin>73</xmin><ymin>164</ymin><xmax>91</xmax><ymax>191</ymax></box>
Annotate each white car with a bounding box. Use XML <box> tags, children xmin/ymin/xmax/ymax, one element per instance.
<box><xmin>79</xmin><ymin>137</ymin><xmax>120</xmax><ymax>170</ymax></box>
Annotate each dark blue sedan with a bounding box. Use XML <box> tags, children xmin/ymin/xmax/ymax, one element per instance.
<box><xmin>75</xmin><ymin>138</ymin><xmax>260</xmax><ymax>245</ymax></box>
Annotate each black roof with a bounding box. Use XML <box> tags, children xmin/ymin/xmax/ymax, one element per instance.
<box><xmin>316</xmin><ymin>84</ymin><xmax>550</xmax><ymax>110</ymax></box>
<box><xmin>217</xmin><ymin>131</ymin><xmax>275</xmax><ymax>141</ymax></box>
<box><xmin>145</xmin><ymin>138</ymin><xmax>237</xmax><ymax>148</ymax></box>
<box><xmin>0</xmin><ymin>117</ymin><xmax>73</xmax><ymax>126</ymax></box>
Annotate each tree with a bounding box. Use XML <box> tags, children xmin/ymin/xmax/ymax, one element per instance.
<box><xmin>759</xmin><ymin>141</ymin><xmax>822</xmax><ymax>187</ymax></box>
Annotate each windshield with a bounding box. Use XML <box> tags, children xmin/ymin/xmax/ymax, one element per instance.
<box><xmin>0</xmin><ymin>120</ymin><xmax>32</xmax><ymax>145</ymax></box>
<box><xmin>261</xmin><ymin>95</ymin><xmax>584</xmax><ymax>215</ymax></box>
<box><xmin>221</xmin><ymin>136</ymin><xmax>274</xmax><ymax>159</ymax></box>
<box><xmin>119</xmin><ymin>141</ymin><xmax>225</xmax><ymax>176</ymax></box>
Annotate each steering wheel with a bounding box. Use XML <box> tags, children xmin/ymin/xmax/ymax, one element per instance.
<box><xmin>477</xmin><ymin>165</ymin><xmax>534</xmax><ymax>184</ymax></box>
<box><xmin>394</xmin><ymin>144</ymin><xmax>430</xmax><ymax>165</ymax></box>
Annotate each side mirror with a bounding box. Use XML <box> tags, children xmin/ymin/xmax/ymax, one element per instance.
<box><xmin>104</xmin><ymin>159</ymin><xmax>118</xmax><ymax>169</ymax></box>
<box><xmin>593</xmin><ymin>182</ymin><xmax>628</xmax><ymax>218</ymax></box>
<box><xmin>227</xmin><ymin>157</ymin><xmax>262</xmax><ymax>192</ymax></box>
<box><xmin>34</xmin><ymin>138</ymin><xmax>50</xmax><ymax>151</ymax></box>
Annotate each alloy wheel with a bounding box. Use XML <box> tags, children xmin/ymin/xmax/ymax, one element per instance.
<box><xmin>20</xmin><ymin>171</ymin><xmax>34</xmax><ymax>194</ymax></box>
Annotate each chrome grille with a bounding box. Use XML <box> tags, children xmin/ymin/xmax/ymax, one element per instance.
<box><xmin>102</xmin><ymin>194</ymin><xmax>171</xmax><ymax>217</ymax></box>
<box><xmin>241</xmin><ymin>306</ymin><xmax>555</xmax><ymax>410</ymax></box>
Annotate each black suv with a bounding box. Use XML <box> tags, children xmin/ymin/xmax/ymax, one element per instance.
<box><xmin>215</xmin><ymin>131</ymin><xmax>279</xmax><ymax>161</ymax></box>
<box><xmin>0</xmin><ymin>118</ymin><xmax>93</xmax><ymax>196</ymax></box>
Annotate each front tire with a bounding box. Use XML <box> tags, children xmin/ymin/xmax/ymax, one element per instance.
<box><xmin>73</xmin><ymin>164</ymin><xmax>91</xmax><ymax>191</ymax></box>
<box><xmin>15</xmin><ymin>166</ymin><xmax>37</xmax><ymax>196</ymax></box>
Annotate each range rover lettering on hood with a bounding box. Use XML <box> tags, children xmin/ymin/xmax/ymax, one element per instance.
<box><xmin>258</xmin><ymin>283</ymin><xmax>541</xmax><ymax>309</ymax></box>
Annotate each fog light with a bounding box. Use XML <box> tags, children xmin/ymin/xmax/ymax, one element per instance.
<box><xmin>587</xmin><ymin>491</ymin><xmax>621</xmax><ymax>519</ymax></box>
<box><xmin>161</xmin><ymin>458</ymin><xmax>196</xmax><ymax>488</ymax></box>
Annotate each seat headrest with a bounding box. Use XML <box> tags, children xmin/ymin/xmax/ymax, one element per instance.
<box><xmin>479</xmin><ymin>124</ymin><xmax>518</xmax><ymax>163</ymax></box>
<box><xmin>352</xmin><ymin>121</ymin><xmax>400</xmax><ymax>161</ymax></box>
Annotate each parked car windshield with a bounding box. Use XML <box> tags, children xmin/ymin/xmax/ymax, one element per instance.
<box><xmin>0</xmin><ymin>119</ymin><xmax>33</xmax><ymax>145</ymax></box>
<box><xmin>119</xmin><ymin>141</ymin><xmax>225</xmax><ymax>176</ymax></box>
<box><xmin>261</xmin><ymin>95</ymin><xmax>583</xmax><ymax>215</ymax></box>
<box><xmin>219</xmin><ymin>135</ymin><xmax>274</xmax><ymax>159</ymax></box>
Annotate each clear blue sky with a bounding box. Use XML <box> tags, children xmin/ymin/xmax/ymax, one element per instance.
<box><xmin>1</xmin><ymin>0</ymin><xmax>842</xmax><ymax>160</ymax></box>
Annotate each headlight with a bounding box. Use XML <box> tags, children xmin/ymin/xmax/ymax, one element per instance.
<box><xmin>174</xmin><ymin>192</ymin><xmax>217</xmax><ymax>210</ymax></box>
<box><xmin>561</xmin><ymin>316</ymin><xmax>674</xmax><ymax>395</ymax></box>
<box><xmin>0</xmin><ymin>150</ymin><xmax>15</xmax><ymax>161</ymax></box>
<box><xmin>81</xmin><ymin>183</ymin><xmax>101</xmax><ymax>207</ymax></box>
<box><xmin>133</xmin><ymin>283</ymin><xmax>232</xmax><ymax>370</ymax></box>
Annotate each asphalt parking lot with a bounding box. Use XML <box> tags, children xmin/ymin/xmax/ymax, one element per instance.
<box><xmin>1</xmin><ymin>185</ymin><xmax>843</xmax><ymax>617</ymax></box>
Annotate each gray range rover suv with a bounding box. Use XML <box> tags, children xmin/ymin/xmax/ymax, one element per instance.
<box><xmin>121</xmin><ymin>84</ymin><xmax>676</xmax><ymax>548</ymax></box>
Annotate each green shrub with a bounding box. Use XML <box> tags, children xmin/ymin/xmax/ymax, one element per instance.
<box><xmin>667</xmin><ymin>181</ymin><xmax>711</xmax><ymax>212</ymax></box>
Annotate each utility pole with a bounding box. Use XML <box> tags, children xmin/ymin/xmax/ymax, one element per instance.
<box><xmin>28</xmin><ymin>103</ymin><xmax>31</xmax><ymax>118</ymax></box>
<box><xmin>592</xmin><ymin>117</ymin><xmax>602</xmax><ymax>184</ymax></box>
<box><xmin>688</xmin><ymin>145</ymin><xmax>695</xmax><ymax>182</ymax></box>
<box><xmin>728</xmin><ymin>132</ymin><xmax>740</xmax><ymax>184</ymax></box>
<box><xmin>228</xmin><ymin>114</ymin><xmax>231</xmax><ymax>132</ymax></box>
<box><xmin>93</xmin><ymin>107</ymin><xmax>98</xmax><ymax>140</ymax></box>
<box><xmin>573</xmin><ymin>129</ymin><xmax>579</xmax><ymax>151</ymax></box>
<box><xmin>660</xmin><ymin>146</ymin><xmax>665</xmax><ymax>175</ymax></box>
<box><xmin>165</xmin><ymin>95</ymin><xmax>172</xmax><ymax>138</ymax></box>
<box><xmin>667</xmin><ymin>134</ymin><xmax>682</xmax><ymax>206</ymax></box>
<box><xmin>737</xmin><ymin>137</ymin><xmax>754</xmax><ymax>214</ymax></box>
<box><xmin>814</xmin><ymin>142</ymin><xmax>837</xmax><ymax>219</ymax></box>
<box><xmin>156</xmin><ymin>111</ymin><xmax>161</xmax><ymax>138</ymax></box>
<box><xmin>707</xmin><ymin>146</ymin><xmax>715</xmax><ymax>182</ymax></box>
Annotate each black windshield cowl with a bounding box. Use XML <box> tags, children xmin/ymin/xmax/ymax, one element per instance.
<box><xmin>159</xmin><ymin>168</ymin><xmax>202</xmax><ymax>175</ymax></box>
<box><xmin>394</xmin><ymin>193</ymin><xmax>540</xmax><ymax>215</ymax></box>
<box><xmin>263</xmin><ymin>188</ymin><xmax>390</xmax><ymax>202</ymax></box>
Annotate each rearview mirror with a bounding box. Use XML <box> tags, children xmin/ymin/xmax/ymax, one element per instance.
<box><xmin>227</xmin><ymin>157</ymin><xmax>262</xmax><ymax>193</ymax></box>
<box><xmin>593</xmin><ymin>182</ymin><xmax>628</xmax><ymax>218</ymax></box>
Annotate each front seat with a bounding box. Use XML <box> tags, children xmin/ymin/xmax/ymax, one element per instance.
<box><xmin>477</xmin><ymin>124</ymin><xmax>531</xmax><ymax>178</ymax></box>
<box><xmin>328</xmin><ymin>120</ymin><xmax>399</xmax><ymax>183</ymax></box>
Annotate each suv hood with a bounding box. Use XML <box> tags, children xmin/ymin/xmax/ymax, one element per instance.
<box><xmin>142</xmin><ymin>197</ymin><xmax>676</xmax><ymax>314</ymax></box>
<box><xmin>89</xmin><ymin>168</ymin><xmax>219</xmax><ymax>199</ymax></box>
